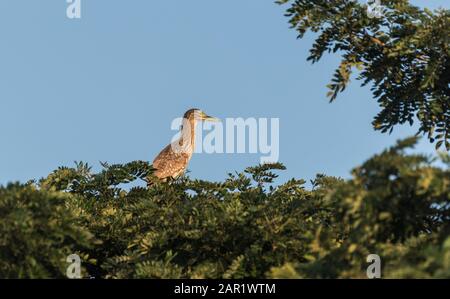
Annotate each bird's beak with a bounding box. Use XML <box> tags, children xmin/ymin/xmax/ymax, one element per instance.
<box><xmin>202</xmin><ymin>112</ymin><xmax>220</xmax><ymax>122</ymax></box>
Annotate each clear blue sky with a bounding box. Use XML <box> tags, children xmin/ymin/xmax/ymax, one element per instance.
<box><xmin>0</xmin><ymin>0</ymin><xmax>448</xmax><ymax>186</ymax></box>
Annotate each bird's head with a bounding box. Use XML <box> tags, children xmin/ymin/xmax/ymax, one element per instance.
<box><xmin>184</xmin><ymin>109</ymin><xmax>220</xmax><ymax>122</ymax></box>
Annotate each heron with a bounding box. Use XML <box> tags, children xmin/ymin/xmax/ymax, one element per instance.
<box><xmin>150</xmin><ymin>109</ymin><xmax>219</xmax><ymax>183</ymax></box>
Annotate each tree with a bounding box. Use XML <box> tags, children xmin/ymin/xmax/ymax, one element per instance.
<box><xmin>0</xmin><ymin>138</ymin><xmax>448</xmax><ymax>278</ymax></box>
<box><xmin>278</xmin><ymin>0</ymin><xmax>450</xmax><ymax>149</ymax></box>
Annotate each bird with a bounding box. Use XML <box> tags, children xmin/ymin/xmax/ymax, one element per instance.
<box><xmin>150</xmin><ymin>109</ymin><xmax>219</xmax><ymax>183</ymax></box>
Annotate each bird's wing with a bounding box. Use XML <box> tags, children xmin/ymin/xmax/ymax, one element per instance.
<box><xmin>152</xmin><ymin>144</ymin><xmax>191</xmax><ymax>179</ymax></box>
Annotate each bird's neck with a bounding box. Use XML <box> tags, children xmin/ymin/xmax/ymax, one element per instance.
<box><xmin>179</xmin><ymin>117</ymin><xmax>196</xmax><ymax>153</ymax></box>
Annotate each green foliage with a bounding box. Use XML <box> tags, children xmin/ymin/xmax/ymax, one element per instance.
<box><xmin>0</xmin><ymin>184</ymin><xmax>96</xmax><ymax>278</ymax></box>
<box><xmin>1</xmin><ymin>0</ymin><xmax>447</xmax><ymax>280</ymax></box>
<box><xmin>0</xmin><ymin>138</ymin><xmax>448</xmax><ymax>278</ymax></box>
<box><xmin>278</xmin><ymin>0</ymin><xmax>450</xmax><ymax>150</ymax></box>
<box><xmin>281</xmin><ymin>137</ymin><xmax>450</xmax><ymax>278</ymax></box>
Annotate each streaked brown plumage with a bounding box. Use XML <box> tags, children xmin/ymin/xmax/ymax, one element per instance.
<box><xmin>151</xmin><ymin>109</ymin><xmax>219</xmax><ymax>182</ymax></box>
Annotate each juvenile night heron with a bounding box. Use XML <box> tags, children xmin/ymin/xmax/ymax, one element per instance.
<box><xmin>150</xmin><ymin>109</ymin><xmax>219</xmax><ymax>182</ymax></box>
